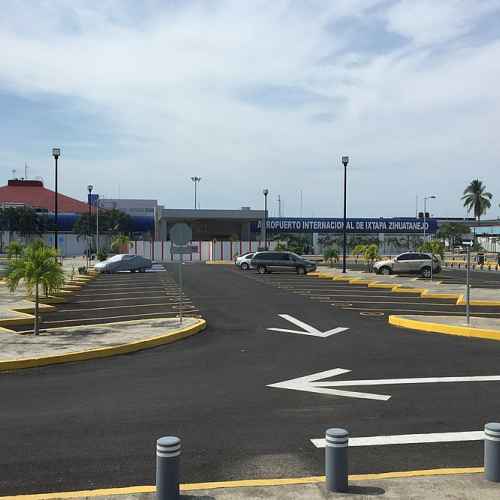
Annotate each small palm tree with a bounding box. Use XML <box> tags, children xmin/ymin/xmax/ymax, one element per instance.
<box><xmin>352</xmin><ymin>244</ymin><xmax>366</xmax><ymax>262</ymax></box>
<box><xmin>111</xmin><ymin>234</ymin><xmax>130</xmax><ymax>254</ymax></box>
<box><xmin>462</xmin><ymin>179</ymin><xmax>493</xmax><ymax>221</ymax></box>
<box><xmin>6</xmin><ymin>241</ymin><xmax>23</xmax><ymax>260</ymax></box>
<box><xmin>323</xmin><ymin>246</ymin><xmax>339</xmax><ymax>267</ymax></box>
<box><xmin>364</xmin><ymin>244</ymin><xmax>379</xmax><ymax>272</ymax></box>
<box><xmin>6</xmin><ymin>242</ymin><xmax>65</xmax><ymax>335</ymax></box>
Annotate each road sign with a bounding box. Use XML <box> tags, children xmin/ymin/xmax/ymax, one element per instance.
<box><xmin>267</xmin><ymin>314</ymin><xmax>349</xmax><ymax>338</ymax></box>
<box><xmin>170</xmin><ymin>223</ymin><xmax>192</xmax><ymax>246</ymax></box>
<box><xmin>267</xmin><ymin>368</ymin><xmax>500</xmax><ymax>401</ymax></box>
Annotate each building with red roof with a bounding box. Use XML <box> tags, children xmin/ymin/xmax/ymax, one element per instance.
<box><xmin>0</xmin><ymin>179</ymin><xmax>88</xmax><ymax>213</ymax></box>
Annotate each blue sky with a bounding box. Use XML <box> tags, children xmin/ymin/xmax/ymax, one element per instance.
<box><xmin>1</xmin><ymin>0</ymin><xmax>500</xmax><ymax>218</ymax></box>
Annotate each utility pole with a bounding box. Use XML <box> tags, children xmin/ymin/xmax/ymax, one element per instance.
<box><xmin>341</xmin><ymin>156</ymin><xmax>349</xmax><ymax>273</ymax></box>
<box><xmin>277</xmin><ymin>195</ymin><xmax>282</xmax><ymax>218</ymax></box>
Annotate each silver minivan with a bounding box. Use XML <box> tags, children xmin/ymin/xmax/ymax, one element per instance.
<box><xmin>373</xmin><ymin>252</ymin><xmax>441</xmax><ymax>278</ymax></box>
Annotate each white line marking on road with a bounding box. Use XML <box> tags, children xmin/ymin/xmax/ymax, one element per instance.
<box><xmin>267</xmin><ymin>314</ymin><xmax>349</xmax><ymax>338</ymax></box>
<box><xmin>268</xmin><ymin>368</ymin><xmax>390</xmax><ymax>401</ymax></box>
<box><xmin>310</xmin><ymin>431</ymin><xmax>484</xmax><ymax>448</ymax></box>
<box><xmin>268</xmin><ymin>369</ymin><xmax>500</xmax><ymax>401</ymax></box>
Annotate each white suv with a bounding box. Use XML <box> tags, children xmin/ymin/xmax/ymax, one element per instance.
<box><xmin>373</xmin><ymin>252</ymin><xmax>441</xmax><ymax>278</ymax></box>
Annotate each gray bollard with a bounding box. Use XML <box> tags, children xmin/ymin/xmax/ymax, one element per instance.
<box><xmin>325</xmin><ymin>428</ymin><xmax>349</xmax><ymax>493</ymax></box>
<box><xmin>485</xmin><ymin>423</ymin><xmax>500</xmax><ymax>482</ymax></box>
<box><xmin>156</xmin><ymin>436</ymin><xmax>181</xmax><ymax>500</ymax></box>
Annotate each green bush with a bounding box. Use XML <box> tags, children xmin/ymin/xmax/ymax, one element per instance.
<box><xmin>97</xmin><ymin>249</ymin><xmax>108</xmax><ymax>261</ymax></box>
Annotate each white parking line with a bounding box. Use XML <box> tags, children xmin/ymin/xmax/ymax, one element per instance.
<box><xmin>311</xmin><ymin>430</ymin><xmax>484</xmax><ymax>448</ymax></box>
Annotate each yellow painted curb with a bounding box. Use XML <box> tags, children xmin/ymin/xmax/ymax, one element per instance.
<box><xmin>367</xmin><ymin>282</ymin><xmax>396</xmax><ymax>289</ymax></box>
<box><xmin>332</xmin><ymin>275</ymin><xmax>354</xmax><ymax>281</ymax></box>
<box><xmin>392</xmin><ymin>287</ymin><xmax>427</xmax><ymax>294</ymax></box>
<box><xmin>0</xmin><ymin>467</ymin><xmax>484</xmax><ymax>499</ymax></box>
<box><xmin>389</xmin><ymin>315</ymin><xmax>500</xmax><ymax>341</ymax></box>
<box><xmin>348</xmin><ymin>278</ymin><xmax>374</xmax><ymax>285</ymax></box>
<box><xmin>456</xmin><ymin>296</ymin><xmax>500</xmax><ymax>306</ymax></box>
<box><xmin>0</xmin><ymin>318</ymin><xmax>207</xmax><ymax>372</ymax></box>
<box><xmin>421</xmin><ymin>291</ymin><xmax>461</xmax><ymax>300</ymax></box>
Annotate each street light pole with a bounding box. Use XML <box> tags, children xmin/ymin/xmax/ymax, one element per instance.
<box><xmin>87</xmin><ymin>185</ymin><xmax>93</xmax><ymax>266</ymax></box>
<box><xmin>190</xmin><ymin>177</ymin><xmax>201</xmax><ymax>209</ymax></box>
<box><xmin>263</xmin><ymin>189</ymin><xmax>269</xmax><ymax>249</ymax></box>
<box><xmin>423</xmin><ymin>195</ymin><xmax>436</xmax><ymax>241</ymax></box>
<box><xmin>52</xmin><ymin>148</ymin><xmax>61</xmax><ymax>251</ymax></box>
<box><xmin>341</xmin><ymin>156</ymin><xmax>349</xmax><ymax>273</ymax></box>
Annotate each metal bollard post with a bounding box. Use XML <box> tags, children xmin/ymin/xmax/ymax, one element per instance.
<box><xmin>156</xmin><ymin>436</ymin><xmax>181</xmax><ymax>500</ymax></box>
<box><xmin>325</xmin><ymin>428</ymin><xmax>349</xmax><ymax>493</ymax></box>
<box><xmin>485</xmin><ymin>423</ymin><xmax>500</xmax><ymax>482</ymax></box>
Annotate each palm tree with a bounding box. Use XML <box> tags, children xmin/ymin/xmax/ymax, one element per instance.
<box><xmin>323</xmin><ymin>246</ymin><xmax>339</xmax><ymax>267</ymax></box>
<box><xmin>6</xmin><ymin>242</ymin><xmax>65</xmax><ymax>335</ymax></box>
<box><xmin>111</xmin><ymin>234</ymin><xmax>131</xmax><ymax>254</ymax></box>
<box><xmin>6</xmin><ymin>241</ymin><xmax>23</xmax><ymax>260</ymax></box>
<box><xmin>364</xmin><ymin>244</ymin><xmax>380</xmax><ymax>272</ymax></box>
<box><xmin>462</xmin><ymin>179</ymin><xmax>493</xmax><ymax>221</ymax></box>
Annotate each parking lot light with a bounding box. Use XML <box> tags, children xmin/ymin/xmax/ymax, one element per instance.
<box><xmin>341</xmin><ymin>156</ymin><xmax>349</xmax><ymax>273</ymax></box>
<box><xmin>87</xmin><ymin>185</ymin><xmax>93</xmax><ymax>265</ymax></box>
<box><xmin>190</xmin><ymin>176</ymin><xmax>202</xmax><ymax>209</ymax></box>
<box><xmin>263</xmin><ymin>188</ymin><xmax>269</xmax><ymax>249</ymax></box>
<box><xmin>52</xmin><ymin>148</ymin><xmax>61</xmax><ymax>251</ymax></box>
<box><xmin>423</xmin><ymin>195</ymin><xmax>437</xmax><ymax>241</ymax></box>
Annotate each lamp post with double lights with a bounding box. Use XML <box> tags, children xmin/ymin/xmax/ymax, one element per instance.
<box><xmin>341</xmin><ymin>155</ymin><xmax>349</xmax><ymax>273</ymax></box>
<box><xmin>423</xmin><ymin>195</ymin><xmax>436</xmax><ymax>241</ymax></box>
<box><xmin>52</xmin><ymin>148</ymin><xmax>61</xmax><ymax>251</ymax></box>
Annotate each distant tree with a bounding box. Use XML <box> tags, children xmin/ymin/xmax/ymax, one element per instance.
<box><xmin>73</xmin><ymin>209</ymin><xmax>132</xmax><ymax>240</ymax></box>
<box><xmin>418</xmin><ymin>240</ymin><xmax>445</xmax><ymax>259</ymax></box>
<box><xmin>363</xmin><ymin>244</ymin><xmax>380</xmax><ymax>272</ymax></box>
<box><xmin>6</xmin><ymin>242</ymin><xmax>65</xmax><ymax>335</ymax></box>
<box><xmin>111</xmin><ymin>234</ymin><xmax>131</xmax><ymax>254</ymax></box>
<box><xmin>462</xmin><ymin>179</ymin><xmax>493</xmax><ymax>221</ymax></box>
<box><xmin>436</xmin><ymin>222</ymin><xmax>470</xmax><ymax>251</ymax></box>
<box><xmin>6</xmin><ymin>241</ymin><xmax>23</xmax><ymax>260</ymax></box>
<box><xmin>0</xmin><ymin>206</ymin><xmax>46</xmax><ymax>242</ymax></box>
<box><xmin>352</xmin><ymin>244</ymin><xmax>366</xmax><ymax>261</ymax></box>
<box><xmin>323</xmin><ymin>246</ymin><xmax>339</xmax><ymax>267</ymax></box>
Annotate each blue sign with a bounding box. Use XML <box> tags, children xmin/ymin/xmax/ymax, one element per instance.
<box><xmin>256</xmin><ymin>217</ymin><xmax>438</xmax><ymax>234</ymax></box>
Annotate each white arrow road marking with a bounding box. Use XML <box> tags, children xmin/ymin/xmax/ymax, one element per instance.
<box><xmin>267</xmin><ymin>368</ymin><xmax>391</xmax><ymax>401</ymax></box>
<box><xmin>268</xmin><ymin>369</ymin><xmax>500</xmax><ymax>401</ymax></box>
<box><xmin>311</xmin><ymin>430</ymin><xmax>484</xmax><ymax>448</ymax></box>
<box><xmin>267</xmin><ymin>314</ymin><xmax>349</xmax><ymax>338</ymax></box>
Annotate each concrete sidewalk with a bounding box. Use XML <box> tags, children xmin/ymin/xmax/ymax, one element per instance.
<box><xmin>7</xmin><ymin>472</ymin><xmax>500</xmax><ymax>500</ymax></box>
<box><xmin>312</xmin><ymin>266</ymin><xmax>500</xmax><ymax>306</ymax></box>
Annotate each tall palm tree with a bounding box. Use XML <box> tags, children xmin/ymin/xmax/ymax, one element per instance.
<box><xmin>6</xmin><ymin>242</ymin><xmax>65</xmax><ymax>335</ymax></box>
<box><xmin>462</xmin><ymin>179</ymin><xmax>493</xmax><ymax>221</ymax></box>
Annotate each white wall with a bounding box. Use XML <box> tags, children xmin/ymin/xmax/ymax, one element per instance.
<box><xmin>129</xmin><ymin>240</ymin><xmax>277</xmax><ymax>262</ymax></box>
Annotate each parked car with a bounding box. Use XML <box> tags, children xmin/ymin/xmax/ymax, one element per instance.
<box><xmin>373</xmin><ymin>252</ymin><xmax>441</xmax><ymax>278</ymax></box>
<box><xmin>94</xmin><ymin>254</ymin><xmax>152</xmax><ymax>273</ymax></box>
<box><xmin>250</xmin><ymin>251</ymin><xmax>317</xmax><ymax>275</ymax></box>
<box><xmin>235</xmin><ymin>252</ymin><xmax>255</xmax><ymax>270</ymax></box>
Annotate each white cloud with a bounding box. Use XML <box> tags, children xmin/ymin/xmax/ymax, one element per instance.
<box><xmin>0</xmin><ymin>0</ymin><xmax>499</xmax><ymax>217</ymax></box>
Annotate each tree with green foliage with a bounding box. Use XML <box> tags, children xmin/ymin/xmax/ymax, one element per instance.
<box><xmin>73</xmin><ymin>209</ymin><xmax>133</xmax><ymax>240</ymax></box>
<box><xmin>352</xmin><ymin>244</ymin><xmax>366</xmax><ymax>261</ymax></box>
<box><xmin>0</xmin><ymin>206</ymin><xmax>47</xmax><ymax>243</ymax></box>
<box><xmin>6</xmin><ymin>241</ymin><xmax>24</xmax><ymax>260</ymax></box>
<box><xmin>418</xmin><ymin>240</ymin><xmax>445</xmax><ymax>259</ymax></box>
<box><xmin>111</xmin><ymin>234</ymin><xmax>131</xmax><ymax>253</ymax></box>
<box><xmin>274</xmin><ymin>242</ymin><xmax>287</xmax><ymax>251</ymax></box>
<box><xmin>6</xmin><ymin>242</ymin><xmax>65</xmax><ymax>335</ymax></box>
<box><xmin>363</xmin><ymin>244</ymin><xmax>379</xmax><ymax>272</ymax></box>
<box><xmin>462</xmin><ymin>179</ymin><xmax>493</xmax><ymax>221</ymax></box>
<box><xmin>323</xmin><ymin>246</ymin><xmax>339</xmax><ymax>267</ymax></box>
<box><xmin>436</xmin><ymin>222</ymin><xmax>470</xmax><ymax>251</ymax></box>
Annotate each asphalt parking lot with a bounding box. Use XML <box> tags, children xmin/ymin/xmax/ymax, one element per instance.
<box><xmin>1</xmin><ymin>263</ymin><xmax>500</xmax><ymax>494</ymax></box>
<box><xmin>237</xmin><ymin>269</ymin><xmax>500</xmax><ymax>318</ymax></box>
<box><xmin>10</xmin><ymin>265</ymin><xmax>200</xmax><ymax>333</ymax></box>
